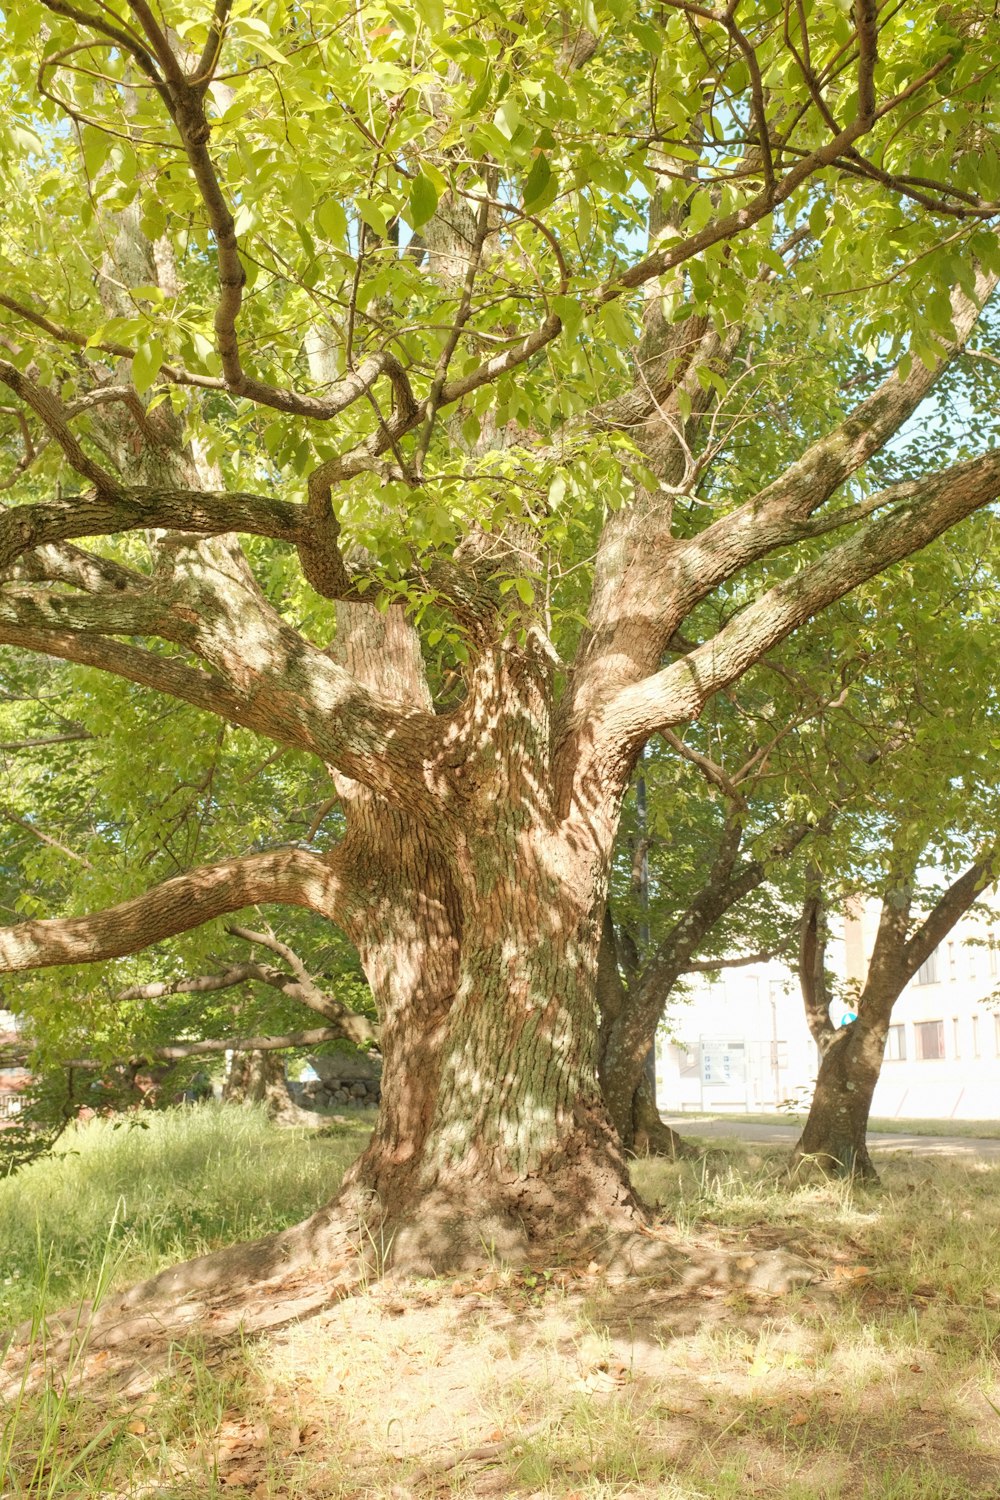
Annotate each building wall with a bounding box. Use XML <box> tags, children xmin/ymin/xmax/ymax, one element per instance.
<box><xmin>655</xmin><ymin>901</ymin><xmax>1000</xmax><ymax>1121</ymax></box>
<box><xmin>655</xmin><ymin>960</ymin><xmax>820</xmax><ymax>1114</ymax></box>
<box><xmin>0</xmin><ymin>1010</ymin><xmax>28</xmax><ymax>1121</ymax></box>
<box><xmin>846</xmin><ymin>901</ymin><xmax>1000</xmax><ymax>1121</ymax></box>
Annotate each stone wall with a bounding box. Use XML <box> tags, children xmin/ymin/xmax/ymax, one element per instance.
<box><xmin>289</xmin><ymin>1076</ymin><xmax>380</xmax><ymax>1110</ymax></box>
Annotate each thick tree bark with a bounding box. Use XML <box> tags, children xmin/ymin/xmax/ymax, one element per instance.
<box><xmin>320</xmin><ymin>607</ymin><xmax>641</xmax><ymax>1266</ymax></box>
<box><xmin>341</xmin><ymin>775</ymin><xmax>640</xmax><ymax>1266</ymax></box>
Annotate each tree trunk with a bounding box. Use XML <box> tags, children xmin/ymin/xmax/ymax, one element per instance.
<box><xmin>223</xmin><ymin>1048</ymin><xmax>292</xmax><ymax>1119</ymax></box>
<box><xmin>631</xmin><ymin>1066</ymin><xmax>691</xmax><ymax>1158</ymax></box>
<box><xmin>791</xmin><ymin>1014</ymin><xmax>890</xmax><ymax>1180</ymax></box>
<box><xmin>342</xmin><ymin>837</ymin><xmax>640</xmax><ymax>1270</ymax></box>
<box><xmin>595</xmin><ymin>909</ymin><xmax>691</xmax><ymax>1157</ymax></box>
<box><xmin>324</xmin><ymin>616</ymin><xmax>643</xmax><ymax>1269</ymax></box>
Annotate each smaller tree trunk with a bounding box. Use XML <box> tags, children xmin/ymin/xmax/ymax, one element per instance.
<box><xmin>223</xmin><ymin>1049</ymin><xmax>293</xmax><ymax>1119</ymax></box>
<box><xmin>791</xmin><ymin>1014</ymin><xmax>889</xmax><ymax>1180</ymax></box>
<box><xmin>596</xmin><ymin>910</ymin><xmax>689</xmax><ymax>1157</ymax></box>
<box><xmin>630</xmin><ymin>1066</ymin><xmax>692</xmax><ymax>1158</ymax></box>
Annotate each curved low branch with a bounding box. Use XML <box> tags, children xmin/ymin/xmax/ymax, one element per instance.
<box><xmin>0</xmin><ymin>847</ymin><xmax>345</xmax><ymax>975</ymax></box>
<box><xmin>0</xmin><ymin>587</ymin><xmax>444</xmax><ymax>802</ymax></box>
<box><xmin>66</xmin><ymin>1025</ymin><xmax>371</xmax><ymax>1067</ymax></box>
<box><xmin>108</xmin><ymin>929</ymin><xmax>378</xmax><ymax>1048</ymax></box>
<box><xmin>0</xmin><ymin>611</ymin><xmax>255</xmax><ymax>725</ymax></box>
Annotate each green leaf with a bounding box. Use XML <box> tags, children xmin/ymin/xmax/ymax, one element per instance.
<box><xmin>808</xmin><ymin>198</ymin><xmax>827</xmax><ymax>239</ymax></box>
<box><xmin>686</xmin><ymin>189</ymin><xmax>713</xmax><ymax>234</ymax></box>
<box><xmin>495</xmin><ymin>96</ymin><xmax>521</xmax><ymax>141</ymax></box>
<box><xmin>316</xmin><ymin>197</ymin><xmax>348</xmax><ymax>246</ymax></box>
<box><xmin>289</xmin><ymin>169</ymin><xmax>315</xmax><ymax>225</ymax></box>
<box><xmin>551</xmin><ymin>296</ymin><xmax>583</xmax><ymax>339</ymax></box>
<box><xmin>413</xmin><ymin>0</ymin><xmax>445</xmax><ymax>33</ymax></box>
<box><xmin>132</xmin><ymin>339</ymin><xmax>163</xmax><ymax>395</ymax></box>
<box><xmin>522</xmin><ymin>152</ymin><xmax>551</xmax><ymax>212</ymax></box>
<box><xmin>600</xmin><ymin>302</ymin><xmax>634</xmax><ymax>348</ymax></box>
<box><xmin>408</xmin><ymin>172</ymin><xmax>439</xmax><ymax>229</ymax></box>
<box><xmin>357</xmin><ymin>198</ymin><xmax>390</xmax><ymax>239</ymax></box>
<box><xmin>463</xmin><ymin>65</ymin><xmax>494</xmax><ymax>120</ymax></box>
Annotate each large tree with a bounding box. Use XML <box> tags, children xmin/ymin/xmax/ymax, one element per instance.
<box><xmin>0</xmin><ymin>0</ymin><xmax>999</xmax><ymax>1272</ymax></box>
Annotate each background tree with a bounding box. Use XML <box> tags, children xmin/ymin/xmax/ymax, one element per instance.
<box><xmin>0</xmin><ymin>2</ymin><xmax>998</xmax><ymax>1275</ymax></box>
<box><xmin>598</xmin><ymin>624</ymin><xmax>869</xmax><ymax>1154</ymax></box>
<box><xmin>790</xmin><ymin>528</ymin><xmax>1000</xmax><ymax>1178</ymax></box>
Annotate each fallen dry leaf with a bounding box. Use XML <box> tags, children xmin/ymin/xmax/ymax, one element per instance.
<box><xmin>831</xmin><ymin>1265</ymin><xmax>872</xmax><ymax>1283</ymax></box>
<box><xmin>789</xmin><ymin>1412</ymin><xmax>809</xmax><ymax>1427</ymax></box>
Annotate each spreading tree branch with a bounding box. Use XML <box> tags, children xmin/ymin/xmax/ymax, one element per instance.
<box><xmin>606</xmin><ymin>446</ymin><xmax>1000</xmax><ymax>747</ymax></box>
<box><xmin>0</xmin><ymin>846</ymin><xmax>345</xmax><ymax>974</ymax></box>
<box><xmin>65</xmin><ymin>1025</ymin><xmax>363</xmax><ymax>1068</ymax></box>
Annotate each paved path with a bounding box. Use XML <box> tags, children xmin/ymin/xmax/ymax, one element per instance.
<box><xmin>659</xmin><ymin>1115</ymin><xmax>1000</xmax><ymax>1160</ymax></box>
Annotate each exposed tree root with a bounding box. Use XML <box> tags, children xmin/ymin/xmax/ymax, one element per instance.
<box><xmin>788</xmin><ymin>1144</ymin><xmax>880</xmax><ymax>1184</ymax></box>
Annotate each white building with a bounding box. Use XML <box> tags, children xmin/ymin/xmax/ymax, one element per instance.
<box><xmin>0</xmin><ymin>1007</ymin><xmax>28</xmax><ymax>1121</ymax></box>
<box><xmin>655</xmin><ymin>958</ymin><xmax>818</xmax><ymax>1114</ymax></box>
<box><xmin>655</xmin><ymin>900</ymin><xmax>1000</xmax><ymax>1121</ymax></box>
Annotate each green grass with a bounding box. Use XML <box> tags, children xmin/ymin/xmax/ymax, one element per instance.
<box><xmin>0</xmin><ymin>1101</ymin><xmax>373</xmax><ymax>1327</ymax></box>
<box><xmin>685</xmin><ymin>1111</ymin><xmax>1000</xmax><ymax>1138</ymax></box>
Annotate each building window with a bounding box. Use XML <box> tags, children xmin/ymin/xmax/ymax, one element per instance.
<box><xmin>915</xmin><ymin>951</ymin><xmax>939</xmax><ymax>986</ymax></box>
<box><xmin>953</xmin><ymin>1016</ymin><xmax>961</xmax><ymax>1057</ymax></box>
<box><xmin>948</xmin><ymin>942</ymin><xmax>957</xmax><ymax>981</ymax></box>
<box><xmin>973</xmin><ymin>1015</ymin><xmax>980</xmax><ymax>1058</ymax></box>
<box><xmin>885</xmin><ymin>1024</ymin><xmax>906</xmax><ymax>1061</ymax></box>
<box><xmin>991</xmin><ymin>933</ymin><xmax>999</xmax><ymax>978</ymax></box>
<box><xmin>915</xmin><ymin>1020</ymin><xmax>945</xmax><ymax>1060</ymax></box>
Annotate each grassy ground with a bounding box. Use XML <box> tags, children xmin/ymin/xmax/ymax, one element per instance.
<box><xmin>5</xmin><ymin>1106</ymin><xmax>1000</xmax><ymax>1498</ymax></box>
<box><xmin>691</xmin><ymin>1112</ymin><xmax>1000</xmax><ymax>1138</ymax></box>
<box><xmin>0</xmin><ymin>1102</ymin><xmax>373</xmax><ymax>1327</ymax></box>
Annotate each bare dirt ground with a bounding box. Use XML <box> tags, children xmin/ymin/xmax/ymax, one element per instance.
<box><xmin>7</xmin><ymin>1147</ymin><xmax>1000</xmax><ymax>1499</ymax></box>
